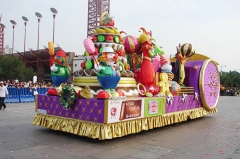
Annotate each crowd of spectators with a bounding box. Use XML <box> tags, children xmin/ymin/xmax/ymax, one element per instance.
<box><xmin>220</xmin><ymin>84</ymin><xmax>240</xmax><ymax>96</ymax></box>
<box><xmin>2</xmin><ymin>79</ymin><xmax>54</xmax><ymax>89</ymax></box>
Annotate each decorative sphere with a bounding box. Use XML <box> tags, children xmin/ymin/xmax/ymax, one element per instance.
<box><xmin>180</xmin><ymin>43</ymin><xmax>195</xmax><ymax>58</ymax></box>
<box><xmin>122</xmin><ymin>35</ymin><xmax>139</xmax><ymax>54</ymax></box>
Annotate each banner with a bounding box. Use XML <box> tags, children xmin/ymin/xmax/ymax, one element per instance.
<box><xmin>144</xmin><ymin>97</ymin><xmax>166</xmax><ymax>117</ymax></box>
<box><xmin>106</xmin><ymin>99</ymin><xmax>144</xmax><ymax>123</ymax></box>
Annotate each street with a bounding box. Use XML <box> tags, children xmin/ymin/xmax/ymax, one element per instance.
<box><xmin>0</xmin><ymin>96</ymin><xmax>239</xmax><ymax>159</ymax></box>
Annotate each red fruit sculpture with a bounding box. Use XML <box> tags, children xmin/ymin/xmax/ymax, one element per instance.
<box><xmin>100</xmin><ymin>12</ymin><xmax>115</xmax><ymax>27</ymax></box>
<box><xmin>81</xmin><ymin>62</ymin><xmax>85</xmax><ymax>69</ymax></box>
<box><xmin>91</xmin><ymin>36</ymin><xmax>97</xmax><ymax>42</ymax></box>
<box><xmin>106</xmin><ymin>35</ymin><xmax>113</xmax><ymax>42</ymax></box>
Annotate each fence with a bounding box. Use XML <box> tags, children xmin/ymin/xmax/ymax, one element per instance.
<box><xmin>5</xmin><ymin>88</ymin><xmax>49</xmax><ymax>103</ymax></box>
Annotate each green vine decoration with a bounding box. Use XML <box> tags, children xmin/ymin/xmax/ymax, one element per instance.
<box><xmin>102</xmin><ymin>13</ymin><xmax>114</xmax><ymax>25</ymax></box>
<box><xmin>59</xmin><ymin>85</ymin><xmax>77</xmax><ymax>109</ymax></box>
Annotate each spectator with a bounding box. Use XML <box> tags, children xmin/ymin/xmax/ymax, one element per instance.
<box><xmin>0</xmin><ymin>79</ymin><xmax>54</xmax><ymax>89</ymax></box>
<box><xmin>0</xmin><ymin>81</ymin><xmax>9</xmax><ymax>110</ymax></box>
<box><xmin>15</xmin><ymin>78</ymin><xmax>19</xmax><ymax>84</ymax></box>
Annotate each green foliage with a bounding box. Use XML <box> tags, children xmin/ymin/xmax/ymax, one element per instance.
<box><xmin>220</xmin><ymin>71</ymin><xmax>240</xmax><ymax>86</ymax></box>
<box><xmin>0</xmin><ymin>55</ymin><xmax>36</xmax><ymax>81</ymax></box>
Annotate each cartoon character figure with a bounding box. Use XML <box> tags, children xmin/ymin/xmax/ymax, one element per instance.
<box><xmin>95</xmin><ymin>46</ymin><xmax>124</xmax><ymax>98</ymax></box>
<box><xmin>138</xmin><ymin>28</ymin><xmax>156</xmax><ymax>86</ymax></box>
<box><xmin>158</xmin><ymin>72</ymin><xmax>172</xmax><ymax>96</ymax></box>
<box><xmin>50</xmin><ymin>50</ymin><xmax>71</xmax><ymax>87</ymax></box>
<box><xmin>136</xmin><ymin>28</ymin><xmax>158</xmax><ymax>97</ymax></box>
<box><xmin>174</xmin><ymin>43</ymin><xmax>195</xmax><ymax>87</ymax></box>
<box><xmin>174</xmin><ymin>46</ymin><xmax>187</xmax><ymax>86</ymax></box>
<box><xmin>160</xmin><ymin>56</ymin><xmax>174</xmax><ymax>81</ymax></box>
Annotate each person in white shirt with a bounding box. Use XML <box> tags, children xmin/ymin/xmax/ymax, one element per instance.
<box><xmin>0</xmin><ymin>81</ymin><xmax>9</xmax><ymax>110</ymax></box>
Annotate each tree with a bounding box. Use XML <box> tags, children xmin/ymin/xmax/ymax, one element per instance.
<box><xmin>0</xmin><ymin>55</ymin><xmax>36</xmax><ymax>81</ymax></box>
<box><xmin>220</xmin><ymin>71</ymin><xmax>240</xmax><ymax>86</ymax></box>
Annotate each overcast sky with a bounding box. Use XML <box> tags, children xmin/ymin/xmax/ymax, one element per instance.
<box><xmin>1</xmin><ymin>0</ymin><xmax>240</xmax><ymax>72</ymax></box>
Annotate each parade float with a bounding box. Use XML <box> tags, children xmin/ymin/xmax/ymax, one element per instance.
<box><xmin>32</xmin><ymin>12</ymin><xmax>219</xmax><ymax>140</ymax></box>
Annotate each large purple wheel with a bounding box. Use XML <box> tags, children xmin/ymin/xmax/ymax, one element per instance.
<box><xmin>199</xmin><ymin>59</ymin><xmax>220</xmax><ymax>111</ymax></box>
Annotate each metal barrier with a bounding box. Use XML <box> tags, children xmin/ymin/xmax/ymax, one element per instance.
<box><xmin>5</xmin><ymin>88</ymin><xmax>20</xmax><ymax>103</ymax></box>
<box><xmin>5</xmin><ymin>87</ymin><xmax>49</xmax><ymax>103</ymax></box>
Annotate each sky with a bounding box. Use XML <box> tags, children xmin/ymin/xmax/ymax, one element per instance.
<box><xmin>1</xmin><ymin>0</ymin><xmax>240</xmax><ymax>72</ymax></box>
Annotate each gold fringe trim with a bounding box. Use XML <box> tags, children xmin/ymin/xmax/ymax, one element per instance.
<box><xmin>32</xmin><ymin>107</ymin><xmax>217</xmax><ymax>140</ymax></box>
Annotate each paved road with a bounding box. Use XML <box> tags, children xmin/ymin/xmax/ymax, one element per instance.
<box><xmin>0</xmin><ymin>96</ymin><xmax>240</xmax><ymax>159</ymax></box>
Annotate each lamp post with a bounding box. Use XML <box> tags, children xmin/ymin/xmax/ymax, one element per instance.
<box><xmin>0</xmin><ymin>23</ymin><xmax>6</xmax><ymax>55</ymax></box>
<box><xmin>10</xmin><ymin>20</ymin><xmax>17</xmax><ymax>56</ymax></box>
<box><xmin>50</xmin><ymin>8</ymin><xmax>58</xmax><ymax>44</ymax></box>
<box><xmin>35</xmin><ymin>12</ymin><xmax>42</xmax><ymax>53</ymax></box>
<box><xmin>221</xmin><ymin>65</ymin><xmax>227</xmax><ymax>75</ymax></box>
<box><xmin>22</xmin><ymin>16</ymin><xmax>29</xmax><ymax>55</ymax></box>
